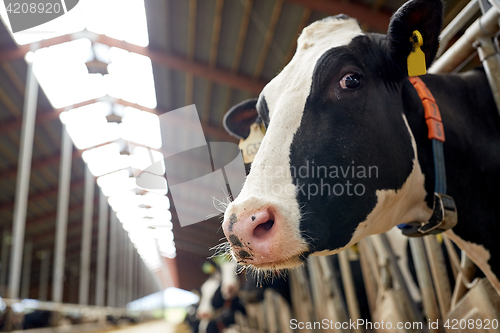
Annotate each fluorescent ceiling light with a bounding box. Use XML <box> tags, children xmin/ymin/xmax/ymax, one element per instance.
<box><xmin>34</xmin><ymin>39</ymin><xmax>107</xmax><ymax>109</ymax></box>
<box><xmin>82</xmin><ymin>143</ymin><xmax>130</xmax><ymax>177</ymax></box>
<box><xmin>60</xmin><ymin>102</ymin><xmax>121</xmax><ymax>149</ymax></box>
<box><xmin>0</xmin><ymin>0</ymin><xmax>148</xmax><ymax>46</ymax></box>
<box><xmin>34</xmin><ymin>41</ymin><xmax>157</xmax><ymax>109</ymax></box>
<box><xmin>136</xmin><ymin>173</ymin><xmax>168</xmax><ymax>195</ymax></box>
<box><xmin>108</xmin><ymin>192</ymin><xmax>170</xmax><ymax>213</ymax></box>
<box><xmin>97</xmin><ymin>169</ymin><xmax>137</xmax><ymax>197</ymax></box>
<box><xmin>79</xmin><ymin>0</ymin><xmax>149</xmax><ymax>47</ymax></box>
<box><xmin>106</xmin><ymin>50</ymin><xmax>157</xmax><ymax>109</ymax></box>
<box><xmin>142</xmin><ymin>192</ymin><xmax>170</xmax><ymax>209</ymax></box>
<box><xmin>130</xmin><ymin>147</ymin><xmax>165</xmax><ymax>176</ymax></box>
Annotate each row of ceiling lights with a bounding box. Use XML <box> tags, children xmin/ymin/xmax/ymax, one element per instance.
<box><xmin>1</xmin><ymin>0</ymin><xmax>175</xmax><ymax>269</ymax></box>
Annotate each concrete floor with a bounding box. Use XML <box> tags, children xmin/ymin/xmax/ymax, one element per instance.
<box><xmin>96</xmin><ymin>320</ymin><xmax>176</xmax><ymax>333</ymax></box>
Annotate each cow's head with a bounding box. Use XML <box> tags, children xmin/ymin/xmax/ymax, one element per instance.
<box><xmin>222</xmin><ymin>0</ymin><xmax>442</xmax><ymax>271</ymax></box>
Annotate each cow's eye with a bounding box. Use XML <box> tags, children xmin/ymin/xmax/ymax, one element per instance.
<box><xmin>340</xmin><ymin>73</ymin><xmax>361</xmax><ymax>89</ymax></box>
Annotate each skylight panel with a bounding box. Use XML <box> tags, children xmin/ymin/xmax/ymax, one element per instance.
<box><xmin>59</xmin><ymin>102</ymin><xmax>121</xmax><ymax>149</ymax></box>
<box><xmin>130</xmin><ymin>147</ymin><xmax>165</xmax><ymax>176</ymax></box>
<box><xmin>122</xmin><ymin>107</ymin><xmax>162</xmax><ymax>148</ymax></box>
<box><xmin>136</xmin><ymin>173</ymin><xmax>168</xmax><ymax>195</ymax></box>
<box><xmin>97</xmin><ymin>169</ymin><xmax>137</xmax><ymax>197</ymax></box>
<box><xmin>147</xmin><ymin>208</ymin><xmax>172</xmax><ymax>221</ymax></box>
<box><xmin>108</xmin><ymin>192</ymin><xmax>170</xmax><ymax>213</ymax></box>
<box><xmin>142</xmin><ymin>192</ymin><xmax>170</xmax><ymax>210</ymax></box>
<box><xmin>155</xmin><ymin>229</ymin><xmax>176</xmax><ymax>258</ymax></box>
<box><xmin>82</xmin><ymin>143</ymin><xmax>130</xmax><ymax>177</ymax></box>
<box><xmin>79</xmin><ymin>0</ymin><xmax>149</xmax><ymax>47</ymax></box>
<box><xmin>127</xmin><ymin>229</ymin><xmax>162</xmax><ymax>269</ymax></box>
<box><xmin>33</xmin><ymin>41</ymin><xmax>156</xmax><ymax>109</ymax></box>
<box><xmin>107</xmin><ymin>191</ymin><xmax>136</xmax><ymax>212</ymax></box>
<box><xmin>106</xmin><ymin>49</ymin><xmax>157</xmax><ymax>109</ymax></box>
<box><xmin>33</xmin><ymin>38</ymin><xmax>107</xmax><ymax>109</ymax></box>
<box><xmin>2</xmin><ymin>0</ymin><xmax>172</xmax><ymax>272</ymax></box>
<box><xmin>0</xmin><ymin>0</ymin><xmax>148</xmax><ymax>46</ymax></box>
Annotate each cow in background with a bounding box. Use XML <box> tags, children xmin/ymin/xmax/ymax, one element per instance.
<box><xmin>193</xmin><ymin>260</ymin><xmax>246</xmax><ymax>333</ymax></box>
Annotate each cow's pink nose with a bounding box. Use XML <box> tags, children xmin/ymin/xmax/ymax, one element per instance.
<box><xmin>197</xmin><ymin>311</ymin><xmax>211</xmax><ymax>320</ymax></box>
<box><xmin>251</xmin><ymin>210</ymin><xmax>275</xmax><ymax>238</ymax></box>
<box><xmin>224</xmin><ymin>209</ymin><xmax>277</xmax><ymax>263</ymax></box>
<box><xmin>223</xmin><ymin>284</ymin><xmax>238</xmax><ymax>299</ymax></box>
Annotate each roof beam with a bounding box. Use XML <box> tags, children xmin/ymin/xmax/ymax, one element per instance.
<box><xmin>285</xmin><ymin>0</ymin><xmax>392</xmax><ymax>32</ymax></box>
<box><xmin>283</xmin><ymin>7</ymin><xmax>311</xmax><ymax>67</ymax></box>
<box><xmin>0</xmin><ymin>84</ymin><xmax>22</xmax><ymax>117</ymax></box>
<box><xmin>0</xmin><ymin>150</ymin><xmax>80</xmax><ymax>183</ymax></box>
<box><xmin>0</xmin><ymin>33</ymin><xmax>266</xmax><ymax>94</ymax></box>
<box><xmin>0</xmin><ymin>35</ymin><xmax>73</xmax><ymax>63</ymax></box>
<box><xmin>222</xmin><ymin>0</ymin><xmax>254</xmax><ymax>119</ymax></box>
<box><xmin>95</xmin><ymin>34</ymin><xmax>267</xmax><ymax>94</ymax></box>
<box><xmin>0</xmin><ymin>97</ymin><xmax>235</xmax><ymax>142</ymax></box>
<box><xmin>1</xmin><ymin>63</ymin><xmax>25</xmax><ymax>96</ymax></box>
<box><xmin>185</xmin><ymin>0</ymin><xmax>197</xmax><ymax>106</ymax></box>
<box><xmin>0</xmin><ymin>178</ymin><xmax>85</xmax><ymax>214</ymax></box>
<box><xmin>253</xmin><ymin>0</ymin><xmax>284</xmax><ymax>80</ymax></box>
<box><xmin>115</xmin><ymin>99</ymin><xmax>236</xmax><ymax>142</ymax></box>
<box><xmin>202</xmin><ymin>0</ymin><xmax>225</xmax><ymax>123</ymax></box>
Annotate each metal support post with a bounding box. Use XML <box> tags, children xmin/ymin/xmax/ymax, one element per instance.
<box><xmin>107</xmin><ymin>211</ymin><xmax>118</xmax><ymax>307</ymax></box>
<box><xmin>52</xmin><ymin>125</ymin><xmax>73</xmax><ymax>303</ymax></box>
<box><xmin>139</xmin><ymin>261</ymin><xmax>144</xmax><ymax>298</ymax></box>
<box><xmin>9</xmin><ymin>57</ymin><xmax>38</xmax><ymax>300</ymax></box>
<box><xmin>127</xmin><ymin>238</ymin><xmax>134</xmax><ymax>304</ymax></box>
<box><xmin>436</xmin><ymin>0</ymin><xmax>480</xmax><ymax>57</ymax></box>
<box><xmin>122</xmin><ymin>229</ymin><xmax>129</xmax><ymax>307</ymax></box>
<box><xmin>133</xmin><ymin>253</ymin><xmax>138</xmax><ymax>301</ymax></box>
<box><xmin>95</xmin><ymin>189</ymin><xmax>108</xmax><ymax>306</ymax></box>
<box><xmin>429</xmin><ymin>8</ymin><xmax>500</xmax><ymax>73</ymax></box>
<box><xmin>409</xmin><ymin>238</ymin><xmax>441</xmax><ymax>333</ymax></box>
<box><xmin>79</xmin><ymin>166</ymin><xmax>94</xmax><ymax>305</ymax></box>
<box><xmin>116</xmin><ymin>225</ymin><xmax>124</xmax><ymax>307</ymax></box>
<box><xmin>338</xmin><ymin>251</ymin><xmax>364</xmax><ymax>333</ymax></box>
<box><xmin>475</xmin><ymin>36</ymin><xmax>500</xmax><ymax>114</ymax></box>
<box><xmin>424</xmin><ymin>236</ymin><xmax>452</xmax><ymax>321</ymax></box>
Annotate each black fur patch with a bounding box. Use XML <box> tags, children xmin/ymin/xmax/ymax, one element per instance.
<box><xmin>228</xmin><ymin>213</ymin><xmax>237</xmax><ymax>232</ymax></box>
<box><xmin>228</xmin><ymin>234</ymin><xmax>243</xmax><ymax>247</ymax></box>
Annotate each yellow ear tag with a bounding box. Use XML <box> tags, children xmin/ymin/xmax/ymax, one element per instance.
<box><xmin>238</xmin><ymin>123</ymin><xmax>265</xmax><ymax>164</ymax></box>
<box><xmin>407</xmin><ymin>30</ymin><xmax>426</xmax><ymax>77</ymax></box>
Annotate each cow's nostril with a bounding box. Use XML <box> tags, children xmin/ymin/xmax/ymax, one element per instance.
<box><xmin>262</xmin><ymin>220</ymin><xmax>274</xmax><ymax>230</ymax></box>
<box><xmin>253</xmin><ymin>220</ymin><xmax>274</xmax><ymax>238</ymax></box>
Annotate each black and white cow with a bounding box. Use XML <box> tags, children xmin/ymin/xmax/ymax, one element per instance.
<box><xmin>195</xmin><ymin>260</ymin><xmax>246</xmax><ymax>333</ymax></box>
<box><xmin>197</xmin><ymin>260</ymin><xmax>240</xmax><ymax>320</ymax></box>
<box><xmin>222</xmin><ymin>0</ymin><xmax>500</xmax><ymax>294</ymax></box>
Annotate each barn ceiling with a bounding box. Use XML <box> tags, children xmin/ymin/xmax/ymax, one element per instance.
<box><xmin>0</xmin><ymin>0</ymin><xmax>472</xmax><ymax>297</ymax></box>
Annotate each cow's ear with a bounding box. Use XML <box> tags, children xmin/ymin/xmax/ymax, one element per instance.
<box><xmin>387</xmin><ymin>0</ymin><xmax>443</xmax><ymax>76</ymax></box>
<box><xmin>223</xmin><ymin>98</ymin><xmax>259</xmax><ymax>139</ymax></box>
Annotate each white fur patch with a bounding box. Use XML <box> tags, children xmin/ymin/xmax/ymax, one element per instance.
<box><xmin>197</xmin><ymin>273</ymin><xmax>221</xmax><ymax>318</ymax></box>
<box><xmin>220</xmin><ymin>260</ymin><xmax>238</xmax><ymax>298</ymax></box>
<box><xmin>225</xmin><ymin>18</ymin><xmax>364</xmax><ymax>267</ymax></box>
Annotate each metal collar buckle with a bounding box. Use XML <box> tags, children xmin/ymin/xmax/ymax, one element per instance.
<box><xmin>401</xmin><ymin>193</ymin><xmax>458</xmax><ymax>237</ymax></box>
<box><xmin>398</xmin><ymin>78</ymin><xmax>458</xmax><ymax>237</ymax></box>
